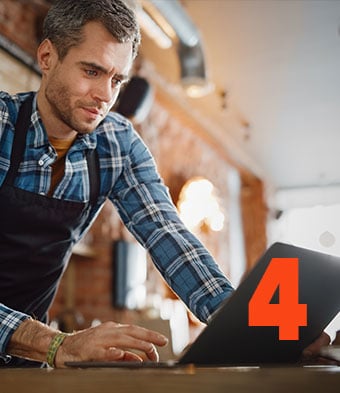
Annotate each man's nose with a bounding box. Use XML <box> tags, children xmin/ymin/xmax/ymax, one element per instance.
<box><xmin>93</xmin><ymin>80</ymin><xmax>114</xmax><ymax>104</ymax></box>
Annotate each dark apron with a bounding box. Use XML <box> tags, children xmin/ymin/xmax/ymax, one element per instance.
<box><xmin>0</xmin><ymin>96</ymin><xmax>100</xmax><ymax>367</ymax></box>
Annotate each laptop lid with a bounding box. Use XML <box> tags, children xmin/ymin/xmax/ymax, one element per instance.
<box><xmin>65</xmin><ymin>242</ymin><xmax>340</xmax><ymax>368</ymax></box>
<box><xmin>178</xmin><ymin>242</ymin><xmax>340</xmax><ymax>365</ymax></box>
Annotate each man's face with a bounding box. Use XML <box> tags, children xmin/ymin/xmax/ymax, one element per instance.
<box><xmin>42</xmin><ymin>21</ymin><xmax>133</xmax><ymax>135</ymax></box>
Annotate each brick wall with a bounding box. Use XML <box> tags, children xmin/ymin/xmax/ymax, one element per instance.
<box><xmin>0</xmin><ymin>0</ymin><xmax>46</xmax><ymax>58</ymax></box>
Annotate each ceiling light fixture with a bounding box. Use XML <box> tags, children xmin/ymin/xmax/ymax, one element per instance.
<box><xmin>178</xmin><ymin>41</ymin><xmax>214</xmax><ymax>98</ymax></box>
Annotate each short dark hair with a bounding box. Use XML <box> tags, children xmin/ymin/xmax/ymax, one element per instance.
<box><xmin>42</xmin><ymin>0</ymin><xmax>141</xmax><ymax>60</ymax></box>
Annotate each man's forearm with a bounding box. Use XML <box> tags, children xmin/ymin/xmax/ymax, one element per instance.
<box><xmin>6</xmin><ymin>318</ymin><xmax>57</xmax><ymax>363</ymax></box>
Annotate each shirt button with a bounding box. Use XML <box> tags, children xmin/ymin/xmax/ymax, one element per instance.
<box><xmin>38</xmin><ymin>159</ymin><xmax>44</xmax><ymax>166</ymax></box>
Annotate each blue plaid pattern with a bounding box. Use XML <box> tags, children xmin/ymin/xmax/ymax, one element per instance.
<box><xmin>0</xmin><ymin>305</ymin><xmax>30</xmax><ymax>361</ymax></box>
<box><xmin>0</xmin><ymin>91</ymin><xmax>234</xmax><ymax>355</ymax></box>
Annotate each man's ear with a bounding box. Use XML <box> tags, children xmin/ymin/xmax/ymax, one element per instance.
<box><xmin>37</xmin><ymin>39</ymin><xmax>58</xmax><ymax>74</ymax></box>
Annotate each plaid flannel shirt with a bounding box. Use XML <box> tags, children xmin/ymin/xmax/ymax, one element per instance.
<box><xmin>0</xmin><ymin>91</ymin><xmax>234</xmax><ymax>357</ymax></box>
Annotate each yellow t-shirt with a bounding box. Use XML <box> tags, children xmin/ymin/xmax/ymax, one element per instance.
<box><xmin>48</xmin><ymin>136</ymin><xmax>76</xmax><ymax>196</ymax></box>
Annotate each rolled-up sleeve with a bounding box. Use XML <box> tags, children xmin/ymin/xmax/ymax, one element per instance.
<box><xmin>0</xmin><ymin>303</ymin><xmax>30</xmax><ymax>359</ymax></box>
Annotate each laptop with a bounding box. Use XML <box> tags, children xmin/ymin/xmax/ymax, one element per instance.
<box><xmin>66</xmin><ymin>242</ymin><xmax>340</xmax><ymax>368</ymax></box>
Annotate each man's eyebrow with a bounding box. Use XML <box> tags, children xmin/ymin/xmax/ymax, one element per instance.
<box><xmin>79</xmin><ymin>61</ymin><xmax>129</xmax><ymax>81</ymax></box>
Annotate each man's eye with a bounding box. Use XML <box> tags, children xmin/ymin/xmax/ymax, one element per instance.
<box><xmin>112</xmin><ymin>78</ymin><xmax>123</xmax><ymax>88</ymax></box>
<box><xmin>86</xmin><ymin>70</ymin><xmax>98</xmax><ymax>77</ymax></box>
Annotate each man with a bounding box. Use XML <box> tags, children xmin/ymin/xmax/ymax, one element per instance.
<box><xmin>0</xmin><ymin>0</ymin><xmax>329</xmax><ymax>368</ymax></box>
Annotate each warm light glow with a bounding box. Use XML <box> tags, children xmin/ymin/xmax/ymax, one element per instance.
<box><xmin>182</xmin><ymin>78</ymin><xmax>215</xmax><ymax>98</ymax></box>
<box><xmin>178</xmin><ymin>178</ymin><xmax>225</xmax><ymax>232</ymax></box>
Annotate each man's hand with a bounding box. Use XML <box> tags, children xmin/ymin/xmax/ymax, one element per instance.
<box><xmin>7</xmin><ymin>318</ymin><xmax>168</xmax><ymax>367</ymax></box>
<box><xmin>55</xmin><ymin>321</ymin><xmax>168</xmax><ymax>367</ymax></box>
<box><xmin>301</xmin><ymin>332</ymin><xmax>339</xmax><ymax>365</ymax></box>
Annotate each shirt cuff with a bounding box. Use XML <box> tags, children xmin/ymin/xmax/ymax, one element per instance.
<box><xmin>0</xmin><ymin>304</ymin><xmax>31</xmax><ymax>355</ymax></box>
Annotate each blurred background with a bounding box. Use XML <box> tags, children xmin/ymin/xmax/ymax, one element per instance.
<box><xmin>0</xmin><ymin>0</ymin><xmax>339</xmax><ymax>358</ymax></box>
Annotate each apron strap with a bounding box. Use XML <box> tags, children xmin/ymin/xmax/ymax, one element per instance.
<box><xmin>4</xmin><ymin>95</ymin><xmax>100</xmax><ymax>205</ymax></box>
<box><xmin>86</xmin><ymin>147</ymin><xmax>100</xmax><ymax>205</ymax></box>
<box><xmin>5</xmin><ymin>95</ymin><xmax>34</xmax><ymax>185</ymax></box>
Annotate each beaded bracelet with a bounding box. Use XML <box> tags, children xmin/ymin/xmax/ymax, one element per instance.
<box><xmin>46</xmin><ymin>332</ymin><xmax>68</xmax><ymax>368</ymax></box>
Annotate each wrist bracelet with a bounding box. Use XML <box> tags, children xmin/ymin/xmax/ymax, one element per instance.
<box><xmin>46</xmin><ymin>332</ymin><xmax>68</xmax><ymax>368</ymax></box>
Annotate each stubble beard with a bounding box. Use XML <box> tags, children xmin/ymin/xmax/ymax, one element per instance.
<box><xmin>45</xmin><ymin>76</ymin><xmax>102</xmax><ymax>135</ymax></box>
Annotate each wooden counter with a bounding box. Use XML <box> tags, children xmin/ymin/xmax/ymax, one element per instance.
<box><xmin>1</xmin><ymin>365</ymin><xmax>340</xmax><ymax>393</ymax></box>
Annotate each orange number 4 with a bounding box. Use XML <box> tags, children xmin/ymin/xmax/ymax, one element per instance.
<box><xmin>248</xmin><ymin>258</ymin><xmax>307</xmax><ymax>340</ymax></box>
